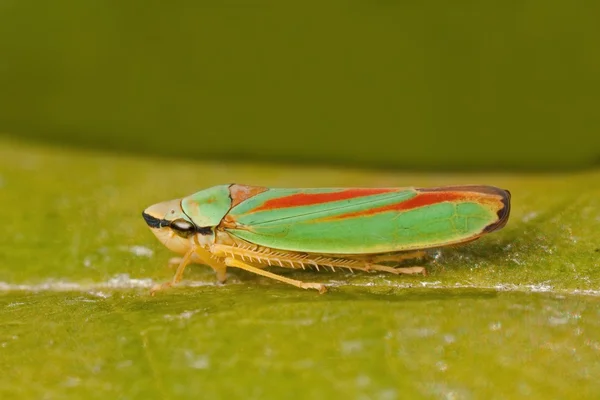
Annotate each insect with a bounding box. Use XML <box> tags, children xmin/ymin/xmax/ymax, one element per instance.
<box><xmin>142</xmin><ymin>184</ymin><xmax>510</xmax><ymax>293</ymax></box>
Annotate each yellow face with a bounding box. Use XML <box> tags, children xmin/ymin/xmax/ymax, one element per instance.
<box><xmin>142</xmin><ymin>199</ymin><xmax>196</xmax><ymax>255</ymax></box>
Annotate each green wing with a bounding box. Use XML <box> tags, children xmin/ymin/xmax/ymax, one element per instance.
<box><xmin>224</xmin><ymin>186</ymin><xmax>509</xmax><ymax>254</ymax></box>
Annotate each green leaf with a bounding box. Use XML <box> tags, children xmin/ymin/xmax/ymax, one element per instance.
<box><xmin>1</xmin><ymin>138</ymin><xmax>599</xmax><ymax>399</ymax></box>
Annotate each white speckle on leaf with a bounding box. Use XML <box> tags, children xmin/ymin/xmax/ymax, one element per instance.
<box><xmin>489</xmin><ymin>322</ymin><xmax>502</xmax><ymax>331</ymax></box>
<box><xmin>75</xmin><ymin>297</ymin><xmax>99</xmax><ymax>303</ymax></box>
<box><xmin>539</xmin><ymin>245</ymin><xmax>554</xmax><ymax>255</ymax></box>
<box><xmin>420</xmin><ymin>281</ymin><xmax>441</xmax><ymax>287</ymax></box>
<box><xmin>355</xmin><ymin>374</ymin><xmax>371</xmax><ymax>387</ymax></box>
<box><xmin>341</xmin><ymin>340</ymin><xmax>363</xmax><ymax>354</ymax></box>
<box><xmin>83</xmin><ymin>257</ymin><xmax>92</xmax><ymax>268</ymax></box>
<box><xmin>106</xmin><ymin>274</ymin><xmax>154</xmax><ymax>288</ymax></box>
<box><xmin>570</xmin><ymin>313</ymin><xmax>581</xmax><ymax>320</ymax></box>
<box><xmin>548</xmin><ymin>316</ymin><xmax>569</xmax><ymax>326</ymax></box>
<box><xmin>494</xmin><ymin>283</ymin><xmax>517</xmax><ymax>291</ymax></box>
<box><xmin>63</xmin><ymin>377</ymin><xmax>81</xmax><ymax>387</ymax></box>
<box><xmin>402</xmin><ymin>327</ymin><xmax>437</xmax><ymax>338</ymax></box>
<box><xmin>179</xmin><ymin>311</ymin><xmax>196</xmax><ymax>319</ymax></box>
<box><xmin>521</xmin><ymin>211</ymin><xmax>539</xmax><ymax>222</ymax></box>
<box><xmin>443</xmin><ymin>334</ymin><xmax>455</xmax><ymax>344</ymax></box>
<box><xmin>510</xmin><ymin>257</ymin><xmax>523</xmax><ymax>265</ymax></box>
<box><xmin>587</xmin><ymin>341</ymin><xmax>600</xmax><ymax>351</ymax></box>
<box><xmin>116</xmin><ymin>360</ymin><xmax>133</xmax><ymax>369</ymax></box>
<box><xmin>263</xmin><ymin>346</ymin><xmax>274</xmax><ymax>357</ymax></box>
<box><xmin>577</xmin><ymin>276</ymin><xmax>591</xmax><ymax>284</ymax></box>
<box><xmin>125</xmin><ymin>245</ymin><xmax>154</xmax><ymax>257</ymax></box>
<box><xmin>436</xmin><ymin>361</ymin><xmax>448</xmax><ymax>372</ymax></box>
<box><xmin>378</xmin><ymin>388</ymin><xmax>398</xmax><ymax>400</ymax></box>
<box><xmin>185</xmin><ymin>351</ymin><xmax>210</xmax><ymax>369</ymax></box>
<box><xmin>572</xmin><ymin>289</ymin><xmax>600</xmax><ymax>296</ymax></box>
<box><xmin>164</xmin><ymin>310</ymin><xmax>200</xmax><ymax>321</ymax></box>
<box><xmin>423</xmin><ymin>383</ymin><xmax>470</xmax><ymax>400</ymax></box>
<box><xmin>89</xmin><ymin>291</ymin><xmax>110</xmax><ymax>298</ymax></box>
<box><xmin>526</xmin><ymin>283</ymin><xmax>553</xmax><ymax>293</ymax></box>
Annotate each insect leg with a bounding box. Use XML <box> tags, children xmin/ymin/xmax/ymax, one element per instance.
<box><xmin>365</xmin><ymin>264</ymin><xmax>427</xmax><ymax>276</ymax></box>
<box><xmin>224</xmin><ymin>257</ymin><xmax>327</xmax><ymax>294</ymax></box>
<box><xmin>368</xmin><ymin>250</ymin><xmax>428</xmax><ymax>264</ymax></box>
<box><xmin>151</xmin><ymin>246</ymin><xmax>228</xmax><ymax>295</ymax></box>
<box><xmin>168</xmin><ymin>256</ymin><xmax>227</xmax><ymax>281</ymax></box>
<box><xmin>151</xmin><ymin>247</ymin><xmax>197</xmax><ymax>295</ymax></box>
<box><xmin>167</xmin><ymin>257</ymin><xmax>183</xmax><ymax>269</ymax></box>
<box><xmin>191</xmin><ymin>245</ymin><xmax>228</xmax><ymax>283</ymax></box>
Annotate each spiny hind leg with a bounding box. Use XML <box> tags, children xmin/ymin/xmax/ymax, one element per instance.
<box><xmin>224</xmin><ymin>257</ymin><xmax>327</xmax><ymax>293</ymax></box>
<box><xmin>361</xmin><ymin>251</ymin><xmax>428</xmax><ymax>275</ymax></box>
<box><xmin>212</xmin><ymin>243</ymin><xmax>425</xmax><ymax>279</ymax></box>
<box><xmin>367</xmin><ymin>250</ymin><xmax>428</xmax><ymax>264</ymax></box>
<box><xmin>365</xmin><ymin>263</ymin><xmax>427</xmax><ymax>276</ymax></box>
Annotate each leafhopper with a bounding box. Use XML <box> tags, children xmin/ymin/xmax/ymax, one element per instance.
<box><xmin>142</xmin><ymin>184</ymin><xmax>510</xmax><ymax>293</ymax></box>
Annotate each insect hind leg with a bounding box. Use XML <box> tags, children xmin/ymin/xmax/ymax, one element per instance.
<box><xmin>366</xmin><ymin>250</ymin><xmax>428</xmax><ymax>264</ymax></box>
<box><xmin>224</xmin><ymin>257</ymin><xmax>327</xmax><ymax>293</ymax></box>
<box><xmin>212</xmin><ymin>243</ymin><xmax>427</xmax><ymax>281</ymax></box>
<box><xmin>365</xmin><ymin>264</ymin><xmax>427</xmax><ymax>276</ymax></box>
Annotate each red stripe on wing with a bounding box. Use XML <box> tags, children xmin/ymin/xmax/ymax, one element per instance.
<box><xmin>253</xmin><ymin>188</ymin><xmax>398</xmax><ymax>211</ymax></box>
<box><xmin>326</xmin><ymin>191</ymin><xmax>501</xmax><ymax>220</ymax></box>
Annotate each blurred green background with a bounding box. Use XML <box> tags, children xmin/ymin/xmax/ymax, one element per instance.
<box><xmin>1</xmin><ymin>0</ymin><xmax>598</xmax><ymax>169</ymax></box>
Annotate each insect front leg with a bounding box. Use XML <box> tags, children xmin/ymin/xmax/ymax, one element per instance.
<box><xmin>151</xmin><ymin>245</ymin><xmax>228</xmax><ymax>295</ymax></box>
<box><xmin>223</xmin><ymin>257</ymin><xmax>327</xmax><ymax>294</ymax></box>
<box><xmin>166</xmin><ymin>256</ymin><xmax>227</xmax><ymax>281</ymax></box>
<box><xmin>151</xmin><ymin>247</ymin><xmax>196</xmax><ymax>295</ymax></box>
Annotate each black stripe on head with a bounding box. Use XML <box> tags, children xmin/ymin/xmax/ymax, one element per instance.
<box><xmin>143</xmin><ymin>211</ymin><xmax>214</xmax><ymax>235</ymax></box>
<box><xmin>142</xmin><ymin>211</ymin><xmax>163</xmax><ymax>228</ymax></box>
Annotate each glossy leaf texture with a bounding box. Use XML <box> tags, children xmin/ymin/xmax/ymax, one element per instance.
<box><xmin>0</xmin><ymin>138</ymin><xmax>599</xmax><ymax>399</ymax></box>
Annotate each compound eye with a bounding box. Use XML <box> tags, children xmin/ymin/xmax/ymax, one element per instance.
<box><xmin>170</xmin><ymin>219</ymin><xmax>196</xmax><ymax>238</ymax></box>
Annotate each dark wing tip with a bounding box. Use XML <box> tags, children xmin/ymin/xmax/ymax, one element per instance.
<box><xmin>483</xmin><ymin>188</ymin><xmax>511</xmax><ymax>233</ymax></box>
